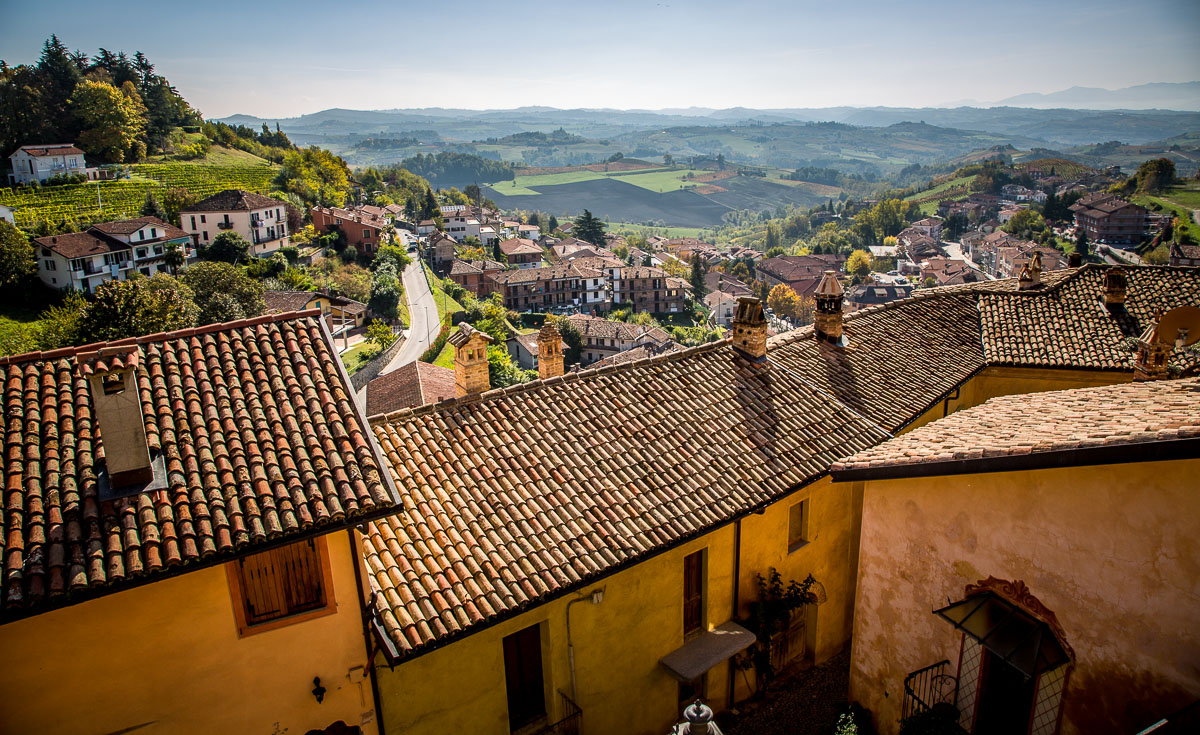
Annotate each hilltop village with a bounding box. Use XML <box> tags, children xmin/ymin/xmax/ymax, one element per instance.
<box><xmin>0</xmin><ymin>37</ymin><xmax>1199</xmax><ymax>735</ymax></box>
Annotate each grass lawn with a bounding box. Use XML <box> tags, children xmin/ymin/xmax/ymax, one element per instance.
<box><xmin>422</xmin><ymin>263</ymin><xmax>465</xmax><ymax>319</ymax></box>
<box><xmin>486</xmin><ymin>180</ymin><xmax>540</xmax><ymax>196</ymax></box>
<box><xmin>615</xmin><ymin>169</ymin><xmax>708</xmax><ymax>193</ymax></box>
<box><xmin>511</xmin><ymin>170</ymin><xmax>605</xmax><ymax>188</ymax></box>
<box><xmin>340</xmin><ymin>341</ymin><xmax>380</xmax><ymax>375</ymax></box>
<box><xmin>432</xmin><ymin>326</ymin><xmax>459</xmax><ymax>368</ymax></box>
<box><xmin>1159</xmin><ymin>184</ymin><xmax>1200</xmax><ymax>211</ymax></box>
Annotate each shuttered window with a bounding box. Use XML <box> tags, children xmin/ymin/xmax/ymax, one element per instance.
<box><xmin>503</xmin><ymin>624</ymin><xmax>546</xmax><ymax>730</ymax></box>
<box><xmin>236</xmin><ymin>538</ymin><xmax>327</xmax><ymax>626</ymax></box>
<box><xmin>683</xmin><ymin>550</ymin><xmax>705</xmax><ymax>637</ymax></box>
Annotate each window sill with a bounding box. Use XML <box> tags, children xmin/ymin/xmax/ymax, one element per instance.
<box><xmin>234</xmin><ymin>601</ymin><xmax>338</xmax><ymax>638</ymax></box>
<box><xmin>788</xmin><ymin>540</ymin><xmax>810</xmax><ymax>555</ymax></box>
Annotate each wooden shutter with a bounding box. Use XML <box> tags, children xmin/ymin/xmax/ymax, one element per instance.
<box><xmin>237</xmin><ymin>538</ymin><xmax>326</xmax><ymax>626</ymax></box>
<box><xmin>683</xmin><ymin>550</ymin><xmax>704</xmax><ymax>636</ymax></box>
<box><xmin>503</xmin><ymin>625</ymin><xmax>546</xmax><ymax>729</ymax></box>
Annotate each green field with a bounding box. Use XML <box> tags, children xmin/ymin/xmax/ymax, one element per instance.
<box><xmin>0</xmin><ymin>162</ymin><xmax>279</xmax><ymax>228</ymax></box>
<box><xmin>487</xmin><ymin>166</ymin><xmax>711</xmax><ymax>196</ymax></box>
<box><xmin>1134</xmin><ymin>185</ymin><xmax>1200</xmax><ymax>244</ymax></box>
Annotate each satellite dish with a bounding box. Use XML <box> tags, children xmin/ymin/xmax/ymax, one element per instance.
<box><xmin>1154</xmin><ymin>306</ymin><xmax>1200</xmax><ymax>347</ymax></box>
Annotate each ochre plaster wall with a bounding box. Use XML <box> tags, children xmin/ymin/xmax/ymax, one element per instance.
<box><xmin>0</xmin><ymin>531</ymin><xmax>378</xmax><ymax>735</ymax></box>
<box><xmin>849</xmin><ymin>459</ymin><xmax>1200</xmax><ymax>734</ymax></box>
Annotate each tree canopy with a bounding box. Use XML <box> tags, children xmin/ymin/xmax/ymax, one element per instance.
<box><xmin>573</xmin><ymin>209</ymin><xmax>606</xmax><ymax>246</ymax></box>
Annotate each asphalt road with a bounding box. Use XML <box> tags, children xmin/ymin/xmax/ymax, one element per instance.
<box><xmin>381</xmin><ymin>258</ymin><xmax>441</xmax><ymax>374</ymax></box>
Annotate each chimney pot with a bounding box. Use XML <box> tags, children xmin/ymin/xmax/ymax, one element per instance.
<box><xmin>537</xmin><ymin>321</ymin><xmax>565</xmax><ymax>379</ymax></box>
<box><xmin>684</xmin><ymin>700</ymin><xmax>715</xmax><ymax>735</ymax></box>
<box><xmin>449</xmin><ymin>323</ymin><xmax>495</xmax><ymax>396</ymax></box>
<box><xmin>731</xmin><ymin>296</ymin><xmax>767</xmax><ymax>361</ymax></box>
<box><xmin>1133</xmin><ymin>315</ymin><xmax>1171</xmax><ymax>382</ymax></box>
<box><xmin>1018</xmin><ymin>252</ymin><xmax>1043</xmax><ymax>290</ymax></box>
<box><xmin>1104</xmin><ymin>266</ymin><xmax>1127</xmax><ymax>310</ymax></box>
<box><xmin>82</xmin><ymin>349</ymin><xmax>153</xmax><ymax>486</ymax></box>
<box><xmin>814</xmin><ymin>270</ymin><xmax>845</xmax><ymax>343</ymax></box>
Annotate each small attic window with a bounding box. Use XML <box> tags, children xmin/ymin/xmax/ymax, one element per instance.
<box><xmin>101</xmin><ymin>372</ymin><xmax>126</xmax><ymax>395</ymax></box>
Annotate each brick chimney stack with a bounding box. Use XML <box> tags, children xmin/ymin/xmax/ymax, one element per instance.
<box><xmin>1018</xmin><ymin>251</ymin><xmax>1043</xmax><ymax>290</ymax></box>
<box><xmin>813</xmin><ymin>270</ymin><xmax>845</xmax><ymax>343</ymax></box>
<box><xmin>448</xmin><ymin>323</ymin><xmax>495</xmax><ymax>397</ymax></box>
<box><xmin>1133</xmin><ymin>317</ymin><xmax>1171</xmax><ymax>381</ymax></box>
<box><xmin>537</xmin><ymin>321</ymin><xmax>565</xmax><ymax>379</ymax></box>
<box><xmin>731</xmin><ymin>296</ymin><xmax>767</xmax><ymax>360</ymax></box>
<box><xmin>1104</xmin><ymin>266</ymin><xmax>1128</xmax><ymax>310</ymax></box>
<box><xmin>80</xmin><ymin>347</ymin><xmax>153</xmax><ymax>487</ymax></box>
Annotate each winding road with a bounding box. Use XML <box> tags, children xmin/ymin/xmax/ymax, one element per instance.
<box><xmin>381</xmin><ymin>258</ymin><xmax>441</xmax><ymax>374</ymax></box>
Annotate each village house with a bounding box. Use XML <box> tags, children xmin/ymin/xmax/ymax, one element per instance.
<box><xmin>357</xmin><ymin>265</ymin><xmax>1200</xmax><ymax>735</ymax></box>
<box><xmin>490</xmin><ymin>263</ymin><xmax>610</xmax><ymax>312</ymax></box>
<box><xmin>498</xmin><ymin>237</ymin><xmax>545</xmax><ymax>268</ymax></box>
<box><xmin>567</xmin><ymin>314</ymin><xmax>675</xmax><ymax>366</ymax></box>
<box><xmin>517</xmin><ymin>223</ymin><xmax>541</xmax><ymax>240</ymax></box>
<box><xmin>705</xmin><ymin>290</ymin><xmax>741</xmax><ymax>327</ymax></box>
<box><xmin>7</xmin><ymin>143</ymin><xmax>100</xmax><ymax>185</ymax></box>
<box><xmin>506</xmin><ymin>328</ymin><xmax>568</xmax><ymax>371</ymax></box>
<box><xmin>365</xmin><ymin>360</ymin><xmax>456</xmax><ymax>417</ymax></box>
<box><xmin>996</xmin><ymin>244</ymin><xmax>1067</xmax><ymax>280</ymax></box>
<box><xmin>429</xmin><ymin>232</ymin><xmax>458</xmax><ymax>271</ymax></box>
<box><xmin>918</xmin><ymin>258</ymin><xmax>983</xmax><ymax>287</ymax></box>
<box><xmin>417</xmin><ymin>219</ymin><xmax>437</xmax><ymax>236</ymax></box>
<box><xmin>262</xmin><ymin>289</ymin><xmax>369</xmax><ymax>329</ymax></box>
<box><xmin>0</xmin><ymin>311</ymin><xmax>401</xmax><ymax>735</ymax></box>
<box><xmin>845</xmin><ymin>282</ymin><xmax>913</xmax><ymax>311</ymax></box>
<box><xmin>34</xmin><ymin>216</ymin><xmax>194</xmax><ymax>292</ymax></box>
<box><xmin>618</xmin><ymin>265</ymin><xmax>692</xmax><ymax>313</ymax></box>
<box><xmin>448</xmin><ymin>258</ymin><xmax>506</xmax><ymax>297</ymax></box>
<box><xmin>1169</xmin><ymin>243</ymin><xmax>1200</xmax><ymax>267</ymax></box>
<box><xmin>705</xmin><ymin>271</ymin><xmax>752</xmax><ymax>297</ymax></box>
<box><xmin>1070</xmin><ymin>192</ymin><xmax>1149</xmax><ymax>245</ymax></box>
<box><xmin>909</xmin><ymin>216</ymin><xmax>944</xmax><ymax>241</ymax></box>
<box><xmin>832</xmin><ymin>373</ymin><xmax>1200</xmax><ymax>735</ymax></box>
<box><xmin>311</xmin><ymin>205</ymin><xmax>389</xmax><ymax>258</ymax></box>
<box><xmin>442</xmin><ymin>210</ymin><xmax>481</xmax><ymax>242</ymax></box>
<box><xmin>757</xmin><ymin>254</ymin><xmax>844</xmax><ymax>295</ymax></box>
<box><xmin>179</xmin><ymin>189</ymin><xmax>291</xmax><ymax>257</ymax></box>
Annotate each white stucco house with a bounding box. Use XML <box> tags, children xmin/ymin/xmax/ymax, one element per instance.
<box><xmin>8</xmin><ymin>144</ymin><xmax>100</xmax><ymax>185</ymax></box>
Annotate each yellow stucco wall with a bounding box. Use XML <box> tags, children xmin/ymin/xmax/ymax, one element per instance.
<box><xmin>848</xmin><ymin>459</ymin><xmax>1200</xmax><ymax>735</ymax></box>
<box><xmin>0</xmin><ymin>530</ymin><xmax>379</xmax><ymax>735</ymax></box>
<box><xmin>375</xmin><ymin>474</ymin><xmax>861</xmax><ymax>735</ymax></box>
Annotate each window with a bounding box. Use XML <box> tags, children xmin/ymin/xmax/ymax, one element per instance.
<box><xmin>200</xmin><ymin>215</ymin><xmax>206</xmax><ymax>224</ymax></box>
<box><xmin>190</xmin><ymin>216</ymin><xmax>196</xmax><ymax>229</ymax></box>
<box><xmin>788</xmin><ymin>499</ymin><xmax>810</xmax><ymax>552</ymax></box>
<box><xmin>202</xmin><ymin>231</ymin><xmax>209</xmax><ymax>241</ymax></box>
<box><xmin>44</xmin><ymin>260</ymin><xmax>56</xmax><ymax>271</ymax></box>
<box><xmin>136</xmin><ymin>248</ymin><xmax>147</xmax><ymax>258</ymax></box>
<box><xmin>138</xmin><ymin>230</ymin><xmax>145</xmax><ymax>241</ymax></box>
<box><xmin>227</xmin><ymin>537</ymin><xmax>333</xmax><ymax>635</ymax></box>
<box><xmin>150</xmin><ymin>228</ymin><xmax>157</xmax><ymax>238</ymax></box>
<box><xmin>503</xmin><ymin>624</ymin><xmax>546</xmax><ymax>731</ymax></box>
<box><xmin>683</xmin><ymin>549</ymin><xmax>705</xmax><ymax>637</ymax></box>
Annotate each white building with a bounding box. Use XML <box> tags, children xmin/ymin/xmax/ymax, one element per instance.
<box><xmin>0</xmin><ymin>205</ymin><xmax>14</xmax><ymax>224</ymax></box>
<box><xmin>179</xmin><ymin>189</ymin><xmax>290</xmax><ymax>257</ymax></box>
<box><xmin>34</xmin><ymin>216</ymin><xmax>195</xmax><ymax>292</ymax></box>
<box><xmin>704</xmin><ymin>290</ymin><xmax>740</xmax><ymax>327</ymax></box>
<box><xmin>8</xmin><ymin>144</ymin><xmax>100</xmax><ymax>185</ymax></box>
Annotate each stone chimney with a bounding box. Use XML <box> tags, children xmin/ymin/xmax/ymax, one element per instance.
<box><xmin>80</xmin><ymin>347</ymin><xmax>153</xmax><ymax>486</ymax></box>
<box><xmin>537</xmin><ymin>321</ymin><xmax>564</xmax><ymax>379</ymax></box>
<box><xmin>1068</xmin><ymin>251</ymin><xmax>1082</xmax><ymax>268</ymax></box>
<box><xmin>1133</xmin><ymin>317</ymin><xmax>1171</xmax><ymax>381</ymax></box>
<box><xmin>448</xmin><ymin>323</ymin><xmax>495</xmax><ymax>397</ymax></box>
<box><xmin>1018</xmin><ymin>251</ymin><xmax>1043</xmax><ymax>290</ymax></box>
<box><xmin>813</xmin><ymin>270</ymin><xmax>845</xmax><ymax>343</ymax></box>
<box><xmin>730</xmin><ymin>296</ymin><xmax>767</xmax><ymax>360</ymax></box>
<box><xmin>1104</xmin><ymin>266</ymin><xmax>1127</xmax><ymax>311</ymax></box>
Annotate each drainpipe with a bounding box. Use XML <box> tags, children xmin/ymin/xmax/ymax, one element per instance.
<box><xmin>566</xmin><ymin>588</ymin><xmax>605</xmax><ymax>704</ymax></box>
<box><xmin>348</xmin><ymin>528</ymin><xmax>388</xmax><ymax>735</ymax></box>
<box><xmin>729</xmin><ymin>518</ymin><xmax>742</xmax><ymax>709</ymax></box>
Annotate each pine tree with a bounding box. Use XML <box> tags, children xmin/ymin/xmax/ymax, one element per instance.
<box><xmin>573</xmin><ymin>209</ymin><xmax>605</xmax><ymax>246</ymax></box>
<box><xmin>689</xmin><ymin>256</ymin><xmax>707</xmax><ymax>299</ymax></box>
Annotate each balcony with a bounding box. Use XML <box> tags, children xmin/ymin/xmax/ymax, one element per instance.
<box><xmin>217</xmin><ymin>221</ymin><xmax>234</xmax><ymax>230</ymax></box>
<box><xmin>526</xmin><ymin>692</ymin><xmax>581</xmax><ymax>735</ymax></box>
<box><xmin>902</xmin><ymin>659</ymin><xmax>965</xmax><ymax>732</ymax></box>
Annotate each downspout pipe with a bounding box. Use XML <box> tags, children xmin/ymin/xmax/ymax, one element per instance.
<box><xmin>348</xmin><ymin>528</ymin><xmax>388</xmax><ymax>734</ymax></box>
<box><xmin>566</xmin><ymin>588</ymin><xmax>605</xmax><ymax>704</ymax></box>
<box><xmin>729</xmin><ymin>518</ymin><xmax>742</xmax><ymax>709</ymax></box>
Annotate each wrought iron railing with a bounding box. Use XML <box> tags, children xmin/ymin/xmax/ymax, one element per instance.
<box><xmin>527</xmin><ymin>691</ymin><xmax>582</xmax><ymax>735</ymax></box>
<box><xmin>902</xmin><ymin>659</ymin><xmax>958</xmax><ymax>720</ymax></box>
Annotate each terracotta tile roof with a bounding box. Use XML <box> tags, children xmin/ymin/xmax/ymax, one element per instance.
<box><xmin>16</xmin><ymin>144</ymin><xmax>84</xmax><ymax>157</ymax></box>
<box><xmin>366</xmin><ymin>362</ymin><xmax>456</xmax><ymax>417</ymax></box>
<box><xmin>90</xmin><ymin>216</ymin><xmax>188</xmax><ymax>240</ymax></box>
<box><xmin>360</xmin><ymin>264</ymin><xmax>1200</xmax><ymax>659</ymax></box>
<box><xmin>499</xmin><ymin>238</ymin><xmax>543</xmax><ymax>256</ymax></box>
<box><xmin>181</xmin><ymin>189</ymin><xmax>286</xmax><ymax>213</ymax></box>
<box><xmin>832</xmin><ymin>378</ymin><xmax>1200</xmax><ymax>474</ymax></box>
<box><xmin>566</xmin><ymin>315</ymin><xmax>671</xmax><ymax>343</ymax></box>
<box><xmin>0</xmin><ymin>311</ymin><xmax>399</xmax><ymax>620</ymax></box>
<box><xmin>491</xmin><ymin>264</ymin><xmax>603</xmax><ymax>285</ymax></box>
<box><xmin>363</xmin><ymin>341</ymin><xmax>888</xmax><ymax>656</ymax></box>
<box><xmin>978</xmin><ymin>266</ymin><xmax>1200</xmax><ymax>372</ymax></box>
<box><xmin>591</xmin><ymin>341</ymin><xmax>684</xmax><ymax>367</ymax></box>
<box><xmin>262</xmin><ymin>290</ymin><xmax>319</xmax><ymax>313</ymax></box>
<box><xmin>34</xmin><ymin>231</ymin><xmax>118</xmax><ymax>259</ymax></box>
<box><xmin>449</xmin><ymin>260</ymin><xmax>483</xmax><ymax>276</ymax></box>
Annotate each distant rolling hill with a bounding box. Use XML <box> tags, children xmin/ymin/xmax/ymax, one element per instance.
<box><xmin>994</xmin><ymin>82</ymin><xmax>1200</xmax><ymax>111</ymax></box>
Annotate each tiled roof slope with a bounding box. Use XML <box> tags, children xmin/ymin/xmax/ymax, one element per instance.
<box><xmin>362</xmin><ymin>264</ymin><xmax>1200</xmax><ymax>659</ymax></box>
<box><xmin>181</xmin><ymin>189</ymin><xmax>284</xmax><ymax>212</ymax></box>
<box><xmin>1</xmin><ymin>311</ymin><xmax>398</xmax><ymax>619</ymax></box>
<box><xmin>978</xmin><ymin>266</ymin><xmax>1200</xmax><ymax>373</ymax></box>
<box><xmin>364</xmin><ymin>343</ymin><xmax>889</xmax><ymax>655</ymax></box>
<box><xmin>365</xmin><ymin>361</ymin><xmax>456</xmax><ymax>417</ymax></box>
<box><xmin>832</xmin><ymin>378</ymin><xmax>1200</xmax><ymax>473</ymax></box>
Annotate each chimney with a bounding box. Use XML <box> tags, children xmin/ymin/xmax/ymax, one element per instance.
<box><xmin>1068</xmin><ymin>251</ymin><xmax>1082</xmax><ymax>267</ymax></box>
<box><xmin>730</xmin><ymin>296</ymin><xmax>767</xmax><ymax>360</ymax></box>
<box><xmin>448</xmin><ymin>323</ymin><xmax>494</xmax><ymax>397</ymax></box>
<box><xmin>80</xmin><ymin>347</ymin><xmax>153</xmax><ymax>486</ymax></box>
<box><xmin>813</xmin><ymin>270</ymin><xmax>845</xmax><ymax>343</ymax></box>
<box><xmin>1018</xmin><ymin>251</ymin><xmax>1043</xmax><ymax>290</ymax></box>
<box><xmin>1104</xmin><ymin>266</ymin><xmax>1127</xmax><ymax>310</ymax></box>
<box><xmin>682</xmin><ymin>700</ymin><xmax>716</xmax><ymax>735</ymax></box>
<box><xmin>1133</xmin><ymin>316</ymin><xmax>1171</xmax><ymax>381</ymax></box>
<box><xmin>537</xmin><ymin>321</ymin><xmax>564</xmax><ymax>379</ymax></box>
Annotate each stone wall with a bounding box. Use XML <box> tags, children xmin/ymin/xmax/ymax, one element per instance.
<box><xmin>349</xmin><ymin>331</ymin><xmax>406</xmax><ymax>391</ymax></box>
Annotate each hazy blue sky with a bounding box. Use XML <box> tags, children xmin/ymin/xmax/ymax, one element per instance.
<box><xmin>2</xmin><ymin>0</ymin><xmax>1197</xmax><ymax>118</ymax></box>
